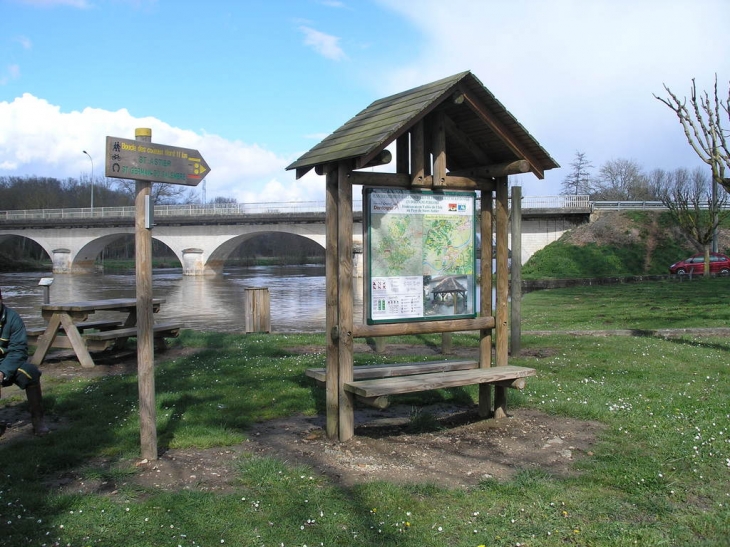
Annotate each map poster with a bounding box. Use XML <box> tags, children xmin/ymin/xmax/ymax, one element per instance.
<box><xmin>364</xmin><ymin>188</ymin><xmax>476</xmax><ymax>324</ymax></box>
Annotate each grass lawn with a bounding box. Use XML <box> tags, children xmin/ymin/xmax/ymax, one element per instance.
<box><xmin>1</xmin><ymin>278</ymin><xmax>728</xmax><ymax>546</ymax></box>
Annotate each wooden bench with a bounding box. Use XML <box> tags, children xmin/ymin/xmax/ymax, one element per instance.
<box><xmin>26</xmin><ymin>320</ymin><xmax>123</xmax><ymax>338</ymax></box>
<box><xmin>83</xmin><ymin>322</ymin><xmax>183</xmax><ymax>350</ymax></box>
<box><xmin>305</xmin><ymin>359</ymin><xmax>480</xmax><ymax>383</ymax></box>
<box><xmin>306</xmin><ymin>360</ymin><xmax>535</xmax><ymax>409</ymax></box>
<box><xmin>27</xmin><ymin>320</ymin><xmax>124</xmax><ymax>350</ymax></box>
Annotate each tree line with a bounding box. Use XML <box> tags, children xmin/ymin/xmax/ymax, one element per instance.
<box><xmin>0</xmin><ymin>175</ymin><xmax>214</xmax><ymax>210</ymax></box>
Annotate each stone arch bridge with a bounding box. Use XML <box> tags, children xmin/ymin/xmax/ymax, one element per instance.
<box><xmin>0</xmin><ymin>197</ymin><xmax>599</xmax><ymax>275</ymax></box>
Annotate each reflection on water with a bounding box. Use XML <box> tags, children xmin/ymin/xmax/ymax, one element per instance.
<box><xmin>0</xmin><ymin>266</ymin><xmax>364</xmax><ymax>333</ymax></box>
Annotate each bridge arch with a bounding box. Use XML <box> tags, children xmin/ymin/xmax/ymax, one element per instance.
<box><xmin>139</xmin><ymin>224</ymin><xmax>340</xmax><ymax>276</ymax></box>
<box><xmin>203</xmin><ymin>231</ymin><xmax>327</xmax><ymax>275</ymax></box>
<box><xmin>0</xmin><ymin>233</ymin><xmax>55</xmax><ymax>269</ymax></box>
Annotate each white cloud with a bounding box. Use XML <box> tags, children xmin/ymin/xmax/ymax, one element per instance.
<box><xmin>0</xmin><ymin>94</ymin><xmax>323</xmax><ymax>204</ymax></box>
<box><xmin>299</xmin><ymin>26</ymin><xmax>347</xmax><ymax>61</ymax></box>
<box><xmin>15</xmin><ymin>36</ymin><xmax>32</xmax><ymax>49</ymax></box>
<box><xmin>0</xmin><ymin>65</ymin><xmax>21</xmax><ymax>85</ymax></box>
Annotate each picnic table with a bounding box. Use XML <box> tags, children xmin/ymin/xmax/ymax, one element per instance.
<box><xmin>27</xmin><ymin>298</ymin><xmax>182</xmax><ymax>368</ymax></box>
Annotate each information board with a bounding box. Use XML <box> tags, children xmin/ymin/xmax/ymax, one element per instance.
<box><xmin>365</xmin><ymin>188</ymin><xmax>476</xmax><ymax>324</ymax></box>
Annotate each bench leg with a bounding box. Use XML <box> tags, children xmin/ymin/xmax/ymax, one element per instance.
<box><xmin>59</xmin><ymin>314</ymin><xmax>96</xmax><ymax>369</ymax></box>
<box><xmin>478</xmin><ymin>383</ymin><xmax>492</xmax><ymax>418</ymax></box>
<box><xmin>494</xmin><ymin>385</ymin><xmax>507</xmax><ymax>419</ymax></box>
<box><xmin>29</xmin><ymin>314</ymin><xmax>62</xmax><ymax>366</ymax></box>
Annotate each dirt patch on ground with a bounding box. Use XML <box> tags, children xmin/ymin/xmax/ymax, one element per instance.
<box><xmin>45</xmin><ymin>407</ymin><xmax>603</xmax><ymax>495</ymax></box>
<box><xmin>3</xmin><ymin>345</ymin><xmax>603</xmax><ymax>493</ymax></box>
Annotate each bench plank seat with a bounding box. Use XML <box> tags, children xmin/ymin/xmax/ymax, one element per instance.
<box><xmin>305</xmin><ymin>359</ymin><xmax>479</xmax><ymax>384</ymax></box>
<box><xmin>26</xmin><ymin>320</ymin><xmax>123</xmax><ymax>338</ymax></box>
<box><xmin>83</xmin><ymin>322</ymin><xmax>183</xmax><ymax>341</ymax></box>
<box><xmin>344</xmin><ymin>365</ymin><xmax>536</xmax><ymax>398</ymax></box>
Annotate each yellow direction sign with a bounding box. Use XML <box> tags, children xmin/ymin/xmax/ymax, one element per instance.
<box><xmin>105</xmin><ymin>136</ymin><xmax>210</xmax><ymax>186</ymax></box>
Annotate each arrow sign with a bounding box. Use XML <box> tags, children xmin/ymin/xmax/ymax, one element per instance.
<box><xmin>105</xmin><ymin>136</ymin><xmax>210</xmax><ymax>186</ymax></box>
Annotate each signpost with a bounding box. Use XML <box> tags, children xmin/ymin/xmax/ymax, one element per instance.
<box><xmin>105</xmin><ymin>136</ymin><xmax>210</xmax><ymax>186</ymax></box>
<box><xmin>105</xmin><ymin>129</ymin><xmax>210</xmax><ymax>460</ymax></box>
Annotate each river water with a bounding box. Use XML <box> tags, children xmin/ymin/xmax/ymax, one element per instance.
<box><xmin>0</xmin><ymin>266</ymin><xmax>364</xmax><ymax>333</ymax></box>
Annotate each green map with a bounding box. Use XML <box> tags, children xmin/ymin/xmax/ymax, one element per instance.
<box><xmin>370</xmin><ymin>214</ymin><xmax>473</xmax><ymax>278</ymax></box>
<box><xmin>422</xmin><ymin>215</ymin><xmax>474</xmax><ymax>276</ymax></box>
<box><xmin>370</xmin><ymin>214</ymin><xmax>423</xmax><ymax>276</ymax></box>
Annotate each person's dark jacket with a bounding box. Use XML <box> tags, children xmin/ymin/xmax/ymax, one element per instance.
<box><xmin>0</xmin><ymin>303</ymin><xmax>29</xmax><ymax>379</ymax></box>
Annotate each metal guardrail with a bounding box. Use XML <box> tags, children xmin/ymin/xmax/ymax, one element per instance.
<box><xmin>593</xmin><ymin>201</ymin><xmax>666</xmax><ymax>210</ymax></box>
<box><xmin>0</xmin><ymin>195</ymin><xmax>595</xmax><ymax>222</ymax></box>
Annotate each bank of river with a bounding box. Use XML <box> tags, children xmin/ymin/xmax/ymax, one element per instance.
<box><xmin>0</xmin><ymin>265</ymin><xmax>361</xmax><ymax>333</ymax></box>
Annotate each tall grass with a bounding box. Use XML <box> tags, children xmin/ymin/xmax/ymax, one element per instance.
<box><xmin>1</xmin><ymin>279</ymin><xmax>728</xmax><ymax>546</ymax></box>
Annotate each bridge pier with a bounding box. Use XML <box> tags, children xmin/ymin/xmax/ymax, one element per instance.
<box><xmin>182</xmin><ymin>248</ymin><xmax>205</xmax><ymax>275</ymax></box>
<box><xmin>51</xmin><ymin>248</ymin><xmax>72</xmax><ymax>274</ymax></box>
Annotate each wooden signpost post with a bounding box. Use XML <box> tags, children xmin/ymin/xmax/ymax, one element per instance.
<box><xmin>105</xmin><ymin>128</ymin><xmax>210</xmax><ymax>460</ymax></box>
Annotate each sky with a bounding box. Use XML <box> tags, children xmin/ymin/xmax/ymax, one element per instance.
<box><xmin>1</xmin><ymin>0</ymin><xmax>729</xmax><ymax>205</ymax></box>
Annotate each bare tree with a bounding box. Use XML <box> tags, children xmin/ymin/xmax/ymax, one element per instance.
<box><xmin>655</xmin><ymin>76</ymin><xmax>730</xmax><ymax>193</ymax></box>
<box><xmin>561</xmin><ymin>151</ymin><xmax>593</xmax><ymax>195</ymax></box>
<box><xmin>655</xmin><ymin>76</ymin><xmax>730</xmax><ymax>250</ymax></box>
<box><xmin>657</xmin><ymin>167</ymin><xmax>730</xmax><ymax>274</ymax></box>
<box><xmin>591</xmin><ymin>158</ymin><xmax>655</xmax><ymax>201</ymax></box>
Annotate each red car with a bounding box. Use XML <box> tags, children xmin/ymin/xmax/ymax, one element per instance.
<box><xmin>669</xmin><ymin>252</ymin><xmax>730</xmax><ymax>276</ymax></box>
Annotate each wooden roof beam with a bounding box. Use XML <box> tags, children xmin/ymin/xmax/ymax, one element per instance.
<box><xmin>449</xmin><ymin>159</ymin><xmax>531</xmax><ymax>179</ymax></box>
<box><xmin>347</xmin><ymin>171</ymin><xmax>493</xmax><ymax>191</ymax></box>
<box><xmin>442</xmin><ymin>113</ymin><xmax>492</xmax><ymax>166</ymax></box>
<box><xmin>463</xmin><ymin>94</ymin><xmax>545</xmax><ymax>179</ymax></box>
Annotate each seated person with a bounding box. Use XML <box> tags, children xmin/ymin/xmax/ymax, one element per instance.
<box><xmin>0</xmin><ymin>288</ymin><xmax>49</xmax><ymax>436</ymax></box>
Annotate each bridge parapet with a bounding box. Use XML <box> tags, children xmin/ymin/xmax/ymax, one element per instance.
<box><xmin>0</xmin><ymin>196</ymin><xmax>595</xmax><ymax>227</ymax></box>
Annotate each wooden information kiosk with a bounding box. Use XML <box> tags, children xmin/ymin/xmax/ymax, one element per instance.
<box><xmin>287</xmin><ymin>71</ymin><xmax>559</xmax><ymax>441</ymax></box>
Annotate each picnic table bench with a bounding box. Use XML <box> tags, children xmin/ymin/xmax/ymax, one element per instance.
<box><xmin>83</xmin><ymin>322</ymin><xmax>183</xmax><ymax>349</ymax></box>
<box><xmin>28</xmin><ymin>298</ymin><xmax>183</xmax><ymax>368</ymax></box>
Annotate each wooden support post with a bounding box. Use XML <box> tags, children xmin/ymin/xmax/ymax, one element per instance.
<box><xmin>410</xmin><ymin>120</ymin><xmax>426</xmax><ymax>186</ymax></box>
<box><xmin>325</xmin><ymin>165</ymin><xmax>339</xmax><ymax>439</ymax></box>
<box><xmin>478</xmin><ymin>186</ymin><xmax>494</xmax><ymax>417</ymax></box>
<box><xmin>337</xmin><ymin>162</ymin><xmax>355</xmax><ymax>441</ymax></box>
<box><xmin>510</xmin><ymin>185</ymin><xmax>522</xmax><ymax>356</ymax></box>
<box><xmin>432</xmin><ymin>111</ymin><xmax>446</xmax><ymax>187</ymax></box>
<box><xmin>396</xmin><ymin>134</ymin><xmax>409</xmax><ymax>174</ymax></box>
<box><xmin>430</xmin><ymin>110</ymin><xmax>452</xmax><ymax>353</ymax></box>
<box><xmin>494</xmin><ymin>177</ymin><xmax>509</xmax><ymax>418</ymax></box>
<box><xmin>135</xmin><ymin>127</ymin><xmax>157</xmax><ymax>460</ymax></box>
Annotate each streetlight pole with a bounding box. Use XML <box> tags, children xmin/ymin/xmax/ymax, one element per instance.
<box><xmin>83</xmin><ymin>150</ymin><xmax>94</xmax><ymax>215</ymax></box>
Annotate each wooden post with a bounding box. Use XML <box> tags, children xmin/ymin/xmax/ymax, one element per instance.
<box><xmin>432</xmin><ymin>111</ymin><xmax>446</xmax><ymax>187</ymax></box>
<box><xmin>325</xmin><ymin>165</ymin><xmax>339</xmax><ymax>439</ymax></box>
<box><xmin>510</xmin><ymin>185</ymin><xmax>522</xmax><ymax>355</ymax></box>
<box><xmin>431</xmin><ymin>112</ymin><xmax>452</xmax><ymax>353</ymax></box>
<box><xmin>494</xmin><ymin>177</ymin><xmax>509</xmax><ymax>419</ymax></box>
<box><xmin>410</xmin><ymin>120</ymin><xmax>426</xmax><ymax>186</ymax></box>
<box><xmin>337</xmin><ymin>162</ymin><xmax>355</xmax><ymax>441</ymax></box>
<box><xmin>243</xmin><ymin>288</ymin><xmax>270</xmax><ymax>333</ymax></box>
<box><xmin>478</xmin><ymin>186</ymin><xmax>494</xmax><ymax>417</ymax></box>
<box><xmin>396</xmin><ymin>134</ymin><xmax>409</xmax><ymax>174</ymax></box>
<box><xmin>135</xmin><ymin>127</ymin><xmax>157</xmax><ymax>460</ymax></box>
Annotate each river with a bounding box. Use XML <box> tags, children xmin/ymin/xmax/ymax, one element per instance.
<box><xmin>0</xmin><ymin>266</ymin><xmax>365</xmax><ymax>333</ymax></box>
